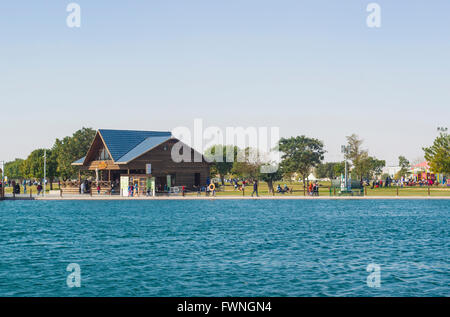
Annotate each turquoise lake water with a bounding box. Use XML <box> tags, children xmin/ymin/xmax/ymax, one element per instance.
<box><xmin>0</xmin><ymin>200</ymin><xmax>448</xmax><ymax>297</ymax></box>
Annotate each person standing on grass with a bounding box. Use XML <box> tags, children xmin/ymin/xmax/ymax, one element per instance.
<box><xmin>97</xmin><ymin>184</ymin><xmax>101</xmax><ymax>195</ymax></box>
<box><xmin>252</xmin><ymin>180</ymin><xmax>258</xmax><ymax>197</ymax></box>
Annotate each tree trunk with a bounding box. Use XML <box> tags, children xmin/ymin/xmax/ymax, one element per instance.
<box><xmin>50</xmin><ymin>177</ymin><xmax>54</xmax><ymax>190</ymax></box>
<box><xmin>267</xmin><ymin>180</ymin><xmax>274</xmax><ymax>194</ymax></box>
<box><xmin>221</xmin><ymin>175</ymin><xmax>225</xmax><ymax>186</ymax></box>
<box><xmin>303</xmin><ymin>177</ymin><xmax>306</xmax><ymax>196</ymax></box>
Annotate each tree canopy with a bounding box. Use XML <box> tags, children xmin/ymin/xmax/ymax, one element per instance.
<box><xmin>3</xmin><ymin>127</ymin><xmax>95</xmax><ymax>181</ymax></box>
<box><xmin>423</xmin><ymin>132</ymin><xmax>450</xmax><ymax>174</ymax></box>
<box><xmin>278</xmin><ymin>136</ymin><xmax>325</xmax><ymax>192</ymax></box>
<box><xmin>230</xmin><ymin>148</ymin><xmax>262</xmax><ymax>180</ymax></box>
<box><xmin>315</xmin><ymin>162</ymin><xmax>338</xmax><ymax>179</ymax></box>
<box><xmin>4</xmin><ymin>159</ymin><xmax>24</xmax><ymax>179</ymax></box>
<box><xmin>259</xmin><ymin>168</ymin><xmax>284</xmax><ymax>193</ymax></box>
<box><xmin>333</xmin><ymin>161</ymin><xmax>346</xmax><ymax>176</ymax></box>
<box><xmin>344</xmin><ymin>134</ymin><xmax>385</xmax><ymax>180</ymax></box>
<box><xmin>21</xmin><ymin>149</ymin><xmax>57</xmax><ymax>183</ymax></box>
<box><xmin>204</xmin><ymin>145</ymin><xmax>238</xmax><ymax>184</ymax></box>
<box><xmin>396</xmin><ymin>155</ymin><xmax>410</xmax><ymax>178</ymax></box>
<box><xmin>52</xmin><ymin>127</ymin><xmax>96</xmax><ymax>180</ymax></box>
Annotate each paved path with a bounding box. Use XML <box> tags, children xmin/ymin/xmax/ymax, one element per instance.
<box><xmin>3</xmin><ymin>194</ymin><xmax>448</xmax><ymax>200</ymax></box>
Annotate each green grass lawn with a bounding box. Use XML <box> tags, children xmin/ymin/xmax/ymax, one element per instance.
<box><xmin>186</xmin><ymin>182</ymin><xmax>450</xmax><ymax>197</ymax></box>
<box><xmin>4</xmin><ymin>181</ymin><xmax>450</xmax><ymax>197</ymax></box>
<box><xmin>3</xmin><ymin>184</ymin><xmax>60</xmax><ymax>194</ymax></box>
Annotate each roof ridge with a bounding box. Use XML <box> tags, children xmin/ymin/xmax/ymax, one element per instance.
<box><xmin>115</xmin><ymin>134</ymin><xmax>173</xmax><ymax>163</ymax></box>
<box><xmin>99</xmin><ymin>129</ymin><xmax>171</xmax><ymax>134</ymax></box>
<box><xmin>98</xmin><ymin>129</ymin><xmax>171</xmax><ymax>161</ymax></box>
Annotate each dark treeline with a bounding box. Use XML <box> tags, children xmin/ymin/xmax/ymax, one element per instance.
<box><xmin>4</xmin><ymin>128</ymin><xmax>95</xmax><ymax>189</ymax></box>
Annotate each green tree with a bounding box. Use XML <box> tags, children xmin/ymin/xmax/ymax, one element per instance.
<box><xmin>279</xmin><ymin>136</ymin><xmax>325</xmax><ymax>195</ymax></box>
<box><xmin>423</xmin><ymin>132</ymin><xmax>450</xmax><ymax>175</ymax></box>
<box><xmin>333</xmin><ymin>161</ymin><xmax>346</xmax><ymax>176</ymax></box>
<box><xmin>229</xmin><ymin>147</ymin><xmax>283</xmax><ymax>193</ymax></box>
<box><xmin>344</xmin><ymin>134</ymin><xmax>369</xmax><ymax>180</ymax></box>
<box><xmin>397</xmin><ymin>156</ymin><xmax>410</xmax><ymax>178</ymax></box>
<box><xmin>344</xmin><ymin>134</ymin><xmax>385</xmax><ymax>180</ymax></box>
<box><xmin>315</xmin><ymin>162</ymin><xmax>338</xmax><ymax>179</ymax></box>
<box><xmin>21</xmin><ymin>149</ymin><xmax>58</xmax><ymax>189</ymax></box>
<box><xmin>259</xmin><ymin>168</ymin><xmax>284</xmax><ymax>194</ymax></box>
<box><xmin>4</xmin><ymin>158</ymin><xmax>24</xmax><ymax>180</ymax></box>
<box><xmin>52</xmin><ymin>127</ymin><xmax>96</xmax><ymax>180</ymax></box>
<box><xmin>366</xmin><ymin>157</ymin><xmax>386</xmax><ymax>179</ymax></box>
<box><xmin>204</xmin><ymin>145</ymin><xmax>238</xmax><ymax>185</ymax></box>
<box><xmin>230</xmin><ymin>148</ymin><xmax>261</xmax><ymax>180</ymax></box>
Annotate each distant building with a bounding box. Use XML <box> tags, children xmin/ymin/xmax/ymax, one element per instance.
<box><xmin>382</xmin><ymin>166</ymin><xmax>401</xmax><ymax>178</ymax></box>
<box><xmin>410</xmin><ymin>161</ymin><xmax>430</xmax><ymax>174</ymax></box>
<box><xmin>409</xmin><ymin>161</ymin><xmax>446</xmax><ymax>184</ymax></box>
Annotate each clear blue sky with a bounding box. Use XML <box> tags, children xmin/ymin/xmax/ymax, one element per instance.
<box><xmin>1</xmin><ymin>0</ymin><xmax>449</xmax><ymax>165</ymax></box>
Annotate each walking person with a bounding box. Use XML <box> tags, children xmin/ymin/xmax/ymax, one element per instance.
<box><xmin>251</xmin><ymin>180</ymin><xmax>259</xmax><ymax>197</ymax></box>
<box><xmin>314</xmin><ymin>182</ymin><xmax>319</xmax><ymax>196</ymax></box>
<box><xmin>37</xmin><ymin>183</ymin><xmax>42</xmax><ymax>196</ymax></box>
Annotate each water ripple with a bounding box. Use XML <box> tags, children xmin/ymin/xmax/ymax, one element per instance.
<box><xmin>0</xmin><ymin>199</ymin><xmax>448</xmax><ymax>296</ymax></box>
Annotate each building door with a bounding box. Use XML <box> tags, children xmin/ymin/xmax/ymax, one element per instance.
<box><xmin>194</xmin><ymin>173</ymin><xmax>201</xmax><ymax>187</ymax></box>
<box><xmin>156</xmin><ymin>176</ymin><xmax>166</xmax><ymax>191</ymax></box>
<box><xmin>120</xmin><ymin>176</ymin><xmax>129</xmax><ymax>196</ymax></box>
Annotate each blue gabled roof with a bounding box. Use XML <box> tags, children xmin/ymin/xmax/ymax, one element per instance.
<box><xmin>72</xmin><ymin>156</ymin><xmax>85</xmax><ymax>165</ymax></box>
<box><xmin>116</xmin><ymin>135</ymin><xmax>172</xmax><ymax>163</ymax></box>
<box><xmin>99</xmin><ymin>129</ymin><xmax>171</xmax><ymax>162</ymax></box>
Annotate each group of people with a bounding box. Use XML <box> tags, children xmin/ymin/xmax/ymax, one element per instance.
<box><xmin>401</xmin><ymin>178</ymin><xmax>438</xmax><ymax>187</ymax></box>
<box><xmin>276</xmin><ymin>184</ymin><xmax>292</xmax><ymax>194</ymax></box>
<box><xmin>307</xmin><ymin>182</ymin><xmax>320</xmax><ymax>196</ymax></box>
<box><xmin>230</xmin><ymin>179</ymin><xmax>248</xmax><ymax>191</ymax></box>
<box><xmin>369</xmin><ymin>176</ymin><xmax>444</xmax><ymax>188</ymax></box>
<box><xmin>371</xmin><ymin>179</ymin><xmax>386</xmax><ymax>189</ymax></box>
<box><xmin>2</xmin><ymin>179</ymin><xmax>45</xmax><ymax>195</ymax></box>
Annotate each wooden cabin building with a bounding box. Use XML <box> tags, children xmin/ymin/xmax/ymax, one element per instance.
<box><xmin>70</xmin><ymin>129</ymin><xmax>210</xmax><ymax>196</ymax></box>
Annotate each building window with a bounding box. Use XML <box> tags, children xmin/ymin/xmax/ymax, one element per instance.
<box><xmin>97</xmin><ymin>147</ymin><xmax>111</xmax><ymax>161</ymax></box>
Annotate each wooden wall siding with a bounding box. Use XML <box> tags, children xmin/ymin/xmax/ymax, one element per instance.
<box><xmin>175</xmin><ymin>171</ymin><xmax>209</xmax><ymax>188</ymax></box>
<box><xmin>121</xmin><ymin>139</ymin><xmax>209</xmax><ymax>171</ymax></box>
<box><xmin>83</xmin><ymin>133</ymin><xmax>104</xmax><ymax>165</ymax></box>
<box><xmin>120</xmin><ymin>139</ymin><xmax>210</xmax><ymax>187</ymax></box>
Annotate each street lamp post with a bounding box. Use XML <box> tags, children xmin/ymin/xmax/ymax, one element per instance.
<box><xmin>341</xmin><ymin>145</ymin><xmax>349</xmax><ymax>191</ymax></box>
